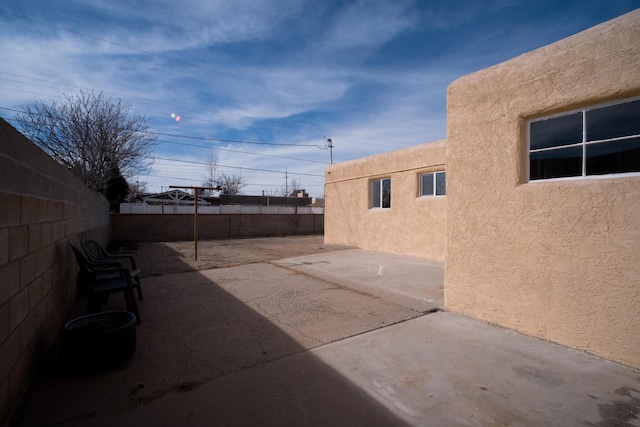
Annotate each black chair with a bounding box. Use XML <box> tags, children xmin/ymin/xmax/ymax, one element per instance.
<box><xmin>81</xmin><ymin>238</ymin><xmax>143</xmax><ymax>300</ymax></box>
<box><xmin>70</xmin><ymin>244</ymin><xmax>140</xmax><ymax>324</ymax></box>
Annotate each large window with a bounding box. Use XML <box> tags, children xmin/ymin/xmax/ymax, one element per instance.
<box><xmin>528</xmin><ymin>98</ymin><xmax>640</xmax><ymax>181</ymax></box>
<box><xmin>420</xmin><ymin>171</ymin><xmax>446</xmax><ymax>197</ymax></box>
<box><xmin>370</xmin><ymin>178</ymin><xmax>391</xmax><ymax>209</ymax></box>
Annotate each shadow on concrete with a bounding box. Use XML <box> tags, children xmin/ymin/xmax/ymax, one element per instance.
<box><xmin>14</xmin><ymin>243</ymin><xmax>416</xmax><ymax>426</ymax></box>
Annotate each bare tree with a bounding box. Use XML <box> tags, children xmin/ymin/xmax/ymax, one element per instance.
<box><xmin>287</xmin><ymin>176</ymin><xmax>303</xmax><ymax>197</ymax></box>
<box><xmin>201</xmin><ymin>151</ymin><xmax>219</xmax><ymax>196</ymax></box>
<box><xmin>265</xmin><ymin>176</ymin><xmax>303</xmax><ymax>197</ymax></box>
<box><xmin>126</xmin><ymin>180</ymin><xmax>147</xmax><ymax>202</ymax></box>
<box><xmin>16</xmin><ymin>89</ymin><xmax>156</xmax><ymax>192</ymax></box>
<box><xmin>216</xmin><ymin>172</ymin><xmax>246</xmax><ymax>195</ymax></box>
<box><xmin>199</xmin><ymin>153</ymin><xmax>244</xmax><ymax>195</ymax></box>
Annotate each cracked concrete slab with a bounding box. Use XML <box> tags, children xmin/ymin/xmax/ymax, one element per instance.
<box><xmin>13</xmin><ymin>245</ymin><xmax>640</xmax><ymax>427</ymax></box>
<box><xmin>197</xmin><ymin>262</ymin><xmax>423</xmax><ymax>346</ymax></box>
<box><xmin>37</xmin><ymin>312</ymin><xmax>640</xmax><ymax>427</ymax></box>
<box><xmin>14</xmin><ymin>259</ymin><xmax>425</xmax><ymax>426</ymax></box>
<box><xmin>312</xmin><ymin>311</ymin><xmax>640</xmax><ymax>426</ymax></box>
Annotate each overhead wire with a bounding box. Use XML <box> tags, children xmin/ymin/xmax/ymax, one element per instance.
<box><xmin>150</xmin><ymin>131</ymin><xmax>323</xmax><ymax>148</ymax></box>
<box><xmin>0</xmin><ymin>113</ymin><xmax>327</xmax><ymax>185</ymax></box>
<box><xmin>149</xmin><ymin>156</ymin><xmax>323</xmax><ymax>177</ymax></box>
<box><xmin>0</xmin><ymin>106</ymin><xmax>325</xmax><ymax>150</ymax></box>
<box><xmin>0</xmin><ymin>111</ymin><xmax>329</xmax><ymax>193</ymax></box>
<box><xmin>0</xmin><ymin>7</ymin><xmax>441</xmax><ymax>194</ymax></box>
<box><xmin>153</xmin><ymin>139</ymin><xmax>328</xmax><ymax>164</ymax></box>
<box><xmin>0</xmin><ymin>73</ymin><xmax>426</xmax><ymax>147</ymax></box>
<box><xmin>0</xmin><ymin>7</ymin><xmax>445</xmax><ymax>130</ymax></box>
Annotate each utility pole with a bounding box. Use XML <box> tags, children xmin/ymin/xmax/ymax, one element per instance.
<box><xmin>325</xmin><ymin>138</ymin><xmax>334</xmax><ymax>164</ymax></box>
<box><xmin>169</xmin><ymin>185</ymin><xmax>220</xmax><ymax>260</ymax></box>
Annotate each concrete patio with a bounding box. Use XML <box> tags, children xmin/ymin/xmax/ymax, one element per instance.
<box><xmin>12</xmin><ymin>240</ymin><xmax>640</xmax><ymax>426</ymax></box>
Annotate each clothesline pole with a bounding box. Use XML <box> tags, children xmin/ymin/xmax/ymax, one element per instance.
<box><xmin>169</xmin><ymin>185</ymin><xmax>220</xmax><ymax>261</ymax></box>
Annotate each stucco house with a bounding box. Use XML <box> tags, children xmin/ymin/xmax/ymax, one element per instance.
<box><xmin>324</xmin><ymin>10</ymin><xmax>640</xmax><ymax>369</ymax></box>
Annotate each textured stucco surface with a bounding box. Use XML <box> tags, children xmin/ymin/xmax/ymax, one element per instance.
<box><xmin>445</xmin><ymin>10</ymin><xmax>640</xmax><ymax>368</ymax></box>
<box><xmin>325</xmin><ymin>141</ymin><xmax>446</xmax><ymax>260</ymax></box>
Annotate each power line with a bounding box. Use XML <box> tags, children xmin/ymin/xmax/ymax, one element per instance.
<box><xmin>150</xmin><ymin>131</ymin><xmax>323</xmax><ymax>148</ymax></box>
<box><xmin>0</xmin><ymin>100</ymin><xmax>405</xmax><ymax>153</ymax></box>
<box><xmin>149</xmin><ymin>156</ymin><xmax>323</xmax><ymax>177</ymax></box>
<box><xmin>0</xmin><ymin>109</ymin><xmax>331</xmax><ymax>174</ymax></box>
<box><xmin>0</xmin><ymin>112</ymin><xmax>326</xmax><ymax>179</ymax></box>
<box><xmin>154</xmin><ymin>139</ymin><xmax>328</xmax><ymax>164</ymax></box>
<box><xmin>0</xmin><ymin>107</ymin><xmax>324</xmax><ymax>149</ymax></box>
<box><xmin>0</xmin><ymin>7</ymin><xmax>444</xmax><ymax>130</ymax></box>
<box><xmin>0</xmin><ymin>74</ymin><xmax>426</xmax><ymax>147</ymax></box>
<box><xmin>141</xmin><ymin>175</ymin><xmax>322</xmax><ymax>187</ymax></box>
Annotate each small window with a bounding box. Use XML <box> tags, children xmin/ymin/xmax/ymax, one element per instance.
<box><xmin>420</xmin><ymin>171</ymin><xmax>446</xmax><ymax>196</ymax></box>
<box><xmin>528</xmin><ymin>98</ymin><xmax>640</xmax><ymax>181</ymax></box>
<box><xmin>370</xmin><ymin>178</ymin><xmax>391</xmax><ymax>209</ymax></box>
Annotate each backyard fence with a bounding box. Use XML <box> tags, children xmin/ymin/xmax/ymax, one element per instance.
<box><xmin>111</xmin><ymin>213</ymin><xmax>324</xmax><ymax>242</ymax></box>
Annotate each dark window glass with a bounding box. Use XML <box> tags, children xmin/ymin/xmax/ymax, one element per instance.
<box><xmin>586</xmin><ymin>137</ymin><xmax>640</xmax><ymax>175</ymax></box>
<box><xmin>382</xmin><ymin>178</ymin><xmax>391</xmax><ymax>208</ymax></box>
<box><xmin>421</xmin><ymin>174</ymin><xmax>434</xmax><ymax>196</ymax></box>
<box><xmin>371</xmin><ymin>180</ymin><xmax>381</xmax><ymax>208</ymax></box>
<box><xmin>530</xmin><ymin>146</ymin><xmax>583</xmax><ymax>180</ymax></box>
<box><xmin>587</xmin><ymin>99</ymin><xmax>640</xmax><ymax>141</ymax></box>
<box><xmin>435</xmin><ymin>172</ymin><xmax>446</xmax><ymax>196</ymax></box>
<box><xmin>530</xmin><ymin>112</ymin><xmax>583</xmax><ymax>150</ymax></box>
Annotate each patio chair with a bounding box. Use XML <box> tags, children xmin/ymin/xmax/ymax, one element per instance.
<box><xmin>70</xmin><ymin>244</ymin><xmax>141</xmax><ymax>324</ymax></box>
<box><xmin>81</xmin><ymin>238</ymin><xmax>143</xmax><ymax>300</ymax></box>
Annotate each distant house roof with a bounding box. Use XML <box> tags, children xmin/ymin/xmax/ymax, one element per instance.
<box><xmin>308</xmin><ymin>198</ymin><xmax>324</xmax><ymax>207</ymax></box>
<box><xmin>142</xmin><ymin>189</ymin><xmax>209</xmax><ymax>205</ymax></box>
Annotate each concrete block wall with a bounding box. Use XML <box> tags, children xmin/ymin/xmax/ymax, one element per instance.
<box><xmin>0</xmin><ymin>118</ymin><xmax>110</xmax><ymax>426</ymax></box>
<box><xmin>119</xmin><ymin>203</ymin><xmax>324</xmax><ymax>215</ymax></box>
<box><xmin>111</xmin><ymin>213</ymin><xmax>324</xmax><ymax>242</ymax></box>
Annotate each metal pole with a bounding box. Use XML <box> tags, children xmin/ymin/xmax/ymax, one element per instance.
<box><xmin>169</xmin><ymin>185</ymin><xmax>219</xmax><ymax>262</ymax></box>
<box><xmin>194</xmin><ymin>187</ymin><xmax>199</xmax><ymax>261</ymax></box>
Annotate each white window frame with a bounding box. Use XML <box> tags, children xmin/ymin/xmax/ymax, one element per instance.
<box><xmin>370</xmin><ymin>178</ymin><xmax>391</xmax><ymax>209</ymax></box>
<box><xmin>527</xmin><ymin>96</ymin><xmax>640</xmax><ymax>182</ymax></box>
<box><xmin>419</xmin><ymin>171</ymin><xmax>446</xmax><ymax>197</ymax></box>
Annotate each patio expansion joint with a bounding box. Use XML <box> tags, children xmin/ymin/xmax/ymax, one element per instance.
<box><xmin>193</xmin><ymin>309</ymin><xmax>447</xmax><ymax>391</ymax></box>
<box><xmin>268</xmin><ymin>261</ymin><xmax>433</xmax><ymax>316</ymax></box>
<box><xmin>304</xmin><ymin>309</ymin><xmax>445</xmax><ymax>352</ymax></box>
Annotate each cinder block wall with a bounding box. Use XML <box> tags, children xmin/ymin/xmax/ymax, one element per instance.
<box><xmin>0</xmin><ymin>119</ymin><xmax>110</xmax><ymax>426</ymax></box>
<box><xmin>445</xmin><ymin>10</ymin><xmax>640</xmax><ymax>368</ymax></box>
<box><xmin>324</xmin><ymin>141</ymin><xmax>447</xmax><ymax>260</ymax></box>
<box><xmin>111</xmin><ymin>213</ymin><xmax>324</xmax><ymax>242</ymax></box>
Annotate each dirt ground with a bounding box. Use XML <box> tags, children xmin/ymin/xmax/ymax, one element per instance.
<box><xmin>120</xmin><ymin>235</ymin><xmax>353</xmax><ymax>278</ymax></box>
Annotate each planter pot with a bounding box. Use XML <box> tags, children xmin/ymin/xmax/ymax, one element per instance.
<box><xmin>61</xmin><ymin>311</ymin><xmax>137</xmax><ymax>374</ymax></box>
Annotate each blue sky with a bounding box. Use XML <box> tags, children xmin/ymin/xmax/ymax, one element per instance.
<box><xmin>1</xmin><ymin>1</ymin><xmax>638</xmax><ymax>197</ymax></box>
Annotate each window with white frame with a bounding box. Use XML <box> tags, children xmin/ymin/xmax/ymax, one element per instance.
<box><xmin>420</xmin><ymin>171</ymin><xmax>446</xmax><ymax>197</ymax></box>
<box><xmin>370</xmin><ymin>178</ymin><xmax>391</xmax><ymax>209</ymax></box>
<box><xmin>528</xmin><ymin>97</ymin><xmax>640</xmax><ymax>181</ymax></box>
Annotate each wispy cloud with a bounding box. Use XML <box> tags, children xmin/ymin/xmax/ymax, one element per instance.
<box><xmin>1</xmin><ymin>1</ymin><xmax>638</xmax><ymax>195</ymax></box>
<box><xmin>319</xmin><ymin>0</ymin><xmax>418</xmax><ymax>52</ymax></box>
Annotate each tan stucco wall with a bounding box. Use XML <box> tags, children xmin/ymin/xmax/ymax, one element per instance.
<box><xmin>445</xmin><ymin>10</ymin><xmax>640</xmax><ymax>368</ymax></box>
<box><xmin>325</xmin><ymin>140</ymin><xmax>447</xmax><ymax>260</ymax></box>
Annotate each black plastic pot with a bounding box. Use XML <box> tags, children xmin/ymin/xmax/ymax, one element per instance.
<box><xmin>61</xmin><ymin>311</ymin><xmax>137</xmax><ymax>374</ymax></box>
